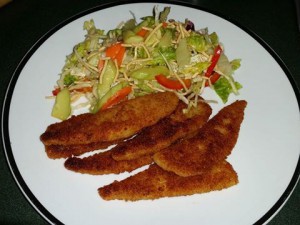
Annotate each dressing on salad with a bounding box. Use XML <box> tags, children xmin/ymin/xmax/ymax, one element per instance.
<box><xmin>50</xmin><ymin>6</ymin><xmax>242</xmax><ymax>119</ymax></box>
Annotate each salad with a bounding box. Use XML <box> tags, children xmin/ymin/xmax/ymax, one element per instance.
<box><xmin>50</xmin><ymin>6</ymin><xmax>242</xmax><ymax>120</ymax></box>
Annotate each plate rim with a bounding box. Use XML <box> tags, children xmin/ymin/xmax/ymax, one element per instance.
<box><xmin>1</xmin><ymin>0</ymin><xmax>300</xmax><ymax>224</ymax></box>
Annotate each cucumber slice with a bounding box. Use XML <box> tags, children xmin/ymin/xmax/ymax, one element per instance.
<box><xmin>51</xmin><ymin>89</ymin><xmax>71</xmax><ymax>120</ymax></box>
<box><xmin>92</xmin><ymin>82</ymin><xmax>129</xmax><ymax>113</ymax></box>
<box><xmin>97</xmin><ymin>59</ymin><xmax>116</xmax><ymax>99</ymax></box>
<box><xmin>133</xmin><ymin>20</ymin><xmax>149</xmax><ymax>33</ymax></box>
<box><xmin>129</xmin><ymin>66</ymin><xmax>169</xmax><ymax>80</ymax></box>
<box><xmin>123</xmin><ymin>30</ymin><xmax>144</xmax><ymax>44</ymax></box>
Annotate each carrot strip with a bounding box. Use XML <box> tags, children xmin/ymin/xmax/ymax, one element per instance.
<box><xmin>106</xmin><ymin>43</ymin><xmax>123</xmax><ymax>58</ymax></box>
<box><xmin>105</xmin><ymin>42</ymin><xmax>125</xmax><ymax>67</ymax></box>
<box><xmin>114</xmin><ymin>45</ymin><xmax>126</xmax><ymax>67</ymax></box>
<box><xmin>101</xmin><ymin>86</ymin><xmax>132</xmax><ymax>110</ymax></box>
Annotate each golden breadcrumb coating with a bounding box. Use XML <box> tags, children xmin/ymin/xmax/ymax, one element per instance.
<box><xmin>40</xmin><ymin>92</ymin><xmax>179</xmax><ymax>153</ymax></box>
<box><xmin>153</xmin><ymin>100</ymin><xmax>247</xmax><ymax>177</ymax></box>
<box><xmin>64</xmin><ymin>150</ymin><xmax>153</xmax><ymax>175</ymax></box>
<box><xmin>98</xmin><ymin>162</ymin><xmax>238</xmax><ymax>201</ymax></box>
<box><xmin>112</xmin><ymin>99</ymin><xmax>212</xmax><ymax>161</ymax></box>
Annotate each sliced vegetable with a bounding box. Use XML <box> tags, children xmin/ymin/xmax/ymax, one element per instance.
<box><xmin>133</xmin><ymin>19</ymin><xmax>150</xmax><ymax>34</ymax></box>
<box><xmin>97</xmin><ymin>59</ymin><xmax>105</xmax><ymax>73</ymax></box>
<box><xmin>97</xmin><ymin>59</ymin><xmax>117</xmax><ymax>99</ymax></box>
<box><xmin>75</xmin><ymin>86</ymin><xmax>93</xmax><ymax>93</ymax></box>
<box><xmin>105</xmin><ymin>42</ymin><xmax>125</xmax><ymax>67</ymax></box>
<box><xmin>130</xmin><ymin>66</ymin><xmax>169</xmax><ymax>80</ymax></box>
<box><xmin>136</xmin><ymin>80</ymin><xmax>158</xmax><ymax>93</ymax></box>
<box><xmin>52</xmin><ymin>88</ymin><xmax>60</xmax><ymax>96</ymax></box>
<box><xmin>150</xmin><ymin>46</ymin><xmax>176</xmax><ymax>66</ymax></box>
<box><xmin>51</xmin><ymin>89</ymin><xmax>71</xmax><ymax>120</ymax></box>
<box><xmin>145</xmin><ymin>27</ymin><xmax>162</xmax><ymax>46</ymax></box>
<box><xmin>176</xmin><ymin>38</ymin><xmax>191</xmax><ymax>68</ymax></box>
<box><xmin>136</xmin><ymin>28</ymin><xmax>148</xmax><ymax>37</ymax></box>
<box><xmin>230</xmin><ymin>59</ymin><xmax>241</xmax><ymax>71</ymax></box>
<box><xmin>155</xmin><ymin>74</ymin><xmax>191</xmax><ymax>90</ymax></box>
<box><xmin>105</xmin><ymin>42</ymin><xmax>126</xmax><ymax>66</ymax></box>
<box><xmin>106</xmin><ymin>42</ymin><xmax>123</xmax><ymax>58</ymax></box>
<box><xmin>205</xmin><ymin>72</ymin><xmax>221</xmax><ymax>87</ymax></box>
<box><xmin>214</xmin><ymin>77</ymin><xmax>242</xmax><ymax>103</ymax></box>
<box><xmin>186</xmin><ymin>34</ymin><xmax>206</xmax><ymax>52</ymax></box>
<box><xmin>93</xmin><ymin>82</ymin><xmax>130</xmax><ymax>112</ymax></box>
<box><xmin>215</xmin><ymin>54</ymin><xmax>233</xmax><ymax>76</ymax></box>
<box><xmin>205</xmin><ymin>44</ymin><xmax>222</xmax><ymax>77</ymax></box>
<box><xmin>209</xmin><ymin>32</ymin><xmax>219</xmax><ymax>46</ymax></box>
<box><xmin>158</xmin><ymin>29</ymin><xmax>173</xmax><ymax>48</ymax></box>
<box><xmin>123</xmin><ymin>30</ymin><xmax>144</xmax><ymax>44</ymax></box>
<box><xmin>101</xmin><ymin>85</ymin><xmax>132</xmax><ymax>110</ymax></box>
<box><xmin>114</xmin><ymin>45</ymin><xmax>126</xmax><ymax>66</ymax></box>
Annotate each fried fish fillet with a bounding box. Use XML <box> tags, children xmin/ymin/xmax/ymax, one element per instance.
<box><xmin>40</xmin><ymin>92</ymin><xmax>179</xmax><ymax>146</ymax></box>
<box><xmin>112</xmin><ymin>100</ymin><xmax>212</xmax><ymax>161</ymax></box>
<box><xmin>98</xmin><ymin>162</ymin><xmax>238</xmax><ymax>201</ymax></box>
<box><xmin>45</xmin><ymin>141</ymin><xmax>117</xmax><ymax>159</ymax></box>
<box><xmin>64</xmin><ymin>150</ymin><xmax>153</xmax><ymax>175</ymax></box>
<box><xmin>63</xmin><ymin>100</ymin><xmax>211</xmax><ymax>174</ymax></box>
<box><xmin>153</xmin><ymin>100</ymin><xmax>247</xmax><ymax>177</ymax></box>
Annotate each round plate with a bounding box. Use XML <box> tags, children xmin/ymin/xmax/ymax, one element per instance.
<box><xmin>2</xmin><ymin>1</ymin><xmax>300</xmax><ymax>225</ymax></box>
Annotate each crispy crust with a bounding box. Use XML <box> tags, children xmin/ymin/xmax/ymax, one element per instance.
<box><xmin>45</xmin><ymin>141</ymin><xmax>118</xmax><ymax>159</ymax></box>
<box><xmin>63</xmin><ymin>100</ymin><xmax>211</xmax><ymax>174</ymax></box>
<box><xmin>112</xmin><ymin>100</ymin><xmax>212</xmax><ymax>161</ymax></box>
<box><xmin>98</xmin><ymin>162</ymin><xmax>238</xmax><ymax>201</ymax></box>
<box><xmin>153</xmin><ymin>100</ymin><xmax>247</xmax><ymax>177</ymax></box>
<box><xmin>40</xmin><ymin>92</ymin><xmax>179</xmax><ymax>146</ymax></box>
<box><xmin>64</xmin><ymin>150</ymin><xmax>153</xmax><ymax>175</ymax></box>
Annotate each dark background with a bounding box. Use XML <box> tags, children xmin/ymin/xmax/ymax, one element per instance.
<box><xmin>0</xmin><ymin>0</ymin><xmax>299</xmax><ymax>224</ymax></box>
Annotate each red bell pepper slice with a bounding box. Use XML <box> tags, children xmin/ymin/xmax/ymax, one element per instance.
<box><xmin>155</xmin><ymin>74</ymin><xmax>191</xmax><ymax>90</ymax></box>
<box><xmin>205</xmin><ymin>45</ymin><xmax>222</xmax><ymax>77</ymax></box>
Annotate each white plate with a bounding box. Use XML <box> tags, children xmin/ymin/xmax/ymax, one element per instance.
<box><xmin>2</xmin><ymin>2</ymin><xmax>300</xmax><ymax>225</ymax></box>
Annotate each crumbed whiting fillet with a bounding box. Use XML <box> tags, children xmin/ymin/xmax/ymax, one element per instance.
<box><xmin>40</xmin><ymin>92</ymin><xmax>179</xmax><ymax>146</ymax></box>
<box><xmin>98</xmin><ymin>162</ymin><xmax>238</xmax><ymax>201</ymax></box>
<box><xmin>153</xmin><ymin>100</ymin><xmax>247</xmax><ymax>177</ymax></box>
<box><xmin>112</xmin><ymin>99</ymin><xmax>212</xmax><ymax>161</ymax></box>
<box><xmin>45</xmin><ymin>140</ymin><xmax>118</xmax><ymax>159</ymax></box>
<box><xmin>64</xmin><ymin>150</ymin><xmax>153</xmax><ymax>175</ymax></box>
<box><xmin>63</xmin><ymin>99</ymin><xmax>211</xmax><ymax>174</ymax></box>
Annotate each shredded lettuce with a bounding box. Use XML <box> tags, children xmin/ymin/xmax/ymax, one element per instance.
<box><xmin>150</xmin><ymin>46</ymin><xmax>176</xmax><ymax>65</ymax></box>
<box><xmin>214</xmin><ymin>77</ymin><xmax>242</xmax><ymax>103</ymax></box>
<box><xmin>209</xmin><ymin>32</ymin><xmax>219</xmax><ymax>46</ymax></box>
<box><xmin>230</xmin><ymin>59</ymin><xmax>241</xmax><ymax>71</ymax></box>
<box><xmin>186</xmin><ymin>34</ymin><xmax>208</xmax><ymax>52</ymax></box>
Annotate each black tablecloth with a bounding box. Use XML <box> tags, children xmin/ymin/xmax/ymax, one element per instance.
<box><xmin>0</xmin><ymin>0</ymin><xmax>299</xmax><ymax>224</ymax></box>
